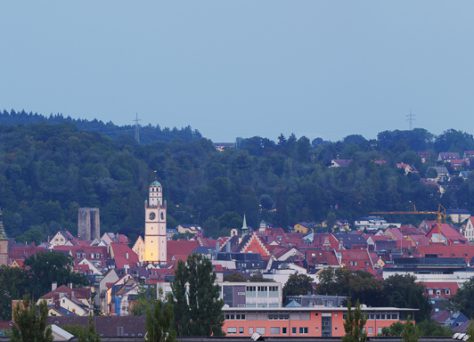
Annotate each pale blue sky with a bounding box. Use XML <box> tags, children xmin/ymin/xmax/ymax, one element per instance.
<box><xmin>1</xmin><ymin>1</ymin><xmax>474</xmax><ymax>142</ymax></box>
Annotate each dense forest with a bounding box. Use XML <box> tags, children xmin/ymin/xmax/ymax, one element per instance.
<box><xmin>1</xmin><ymin>111</ymin><xmax>474</xmax><ymax>242</ymax></box>
<box><xmin>0</xmin><ymin>110</ymin><xmax>201</xmax><ymax>144</ymax></box>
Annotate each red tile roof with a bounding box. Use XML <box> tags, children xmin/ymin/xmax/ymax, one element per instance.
<box><xmin>417</xmin><ymin>245</ymin><xmax>474</xmax><ymax>263</ymax></box>
<box><xmin>110</xmin><ymin>243</ymin><xmax>139</xmax><ymax>269</ymax></box>
<box><xmin>167</xmin><ymin>240</ymin><xmax>200</xmax><ymax>261</ymax></box>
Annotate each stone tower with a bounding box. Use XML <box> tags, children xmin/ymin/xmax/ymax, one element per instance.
<box><xmin>0</xmin><ymin>209</ymin><xmax>9</xmax><ymax>266</ymax></box>
<box><xmin>78</xmin><ymin>208</ymin><xmax>100</xmax><ymax>241</ymax></box>
<box><xmin>143</xmin><ymin>180</ymin><xmax>167</xmax><ymax>264</ymax></box>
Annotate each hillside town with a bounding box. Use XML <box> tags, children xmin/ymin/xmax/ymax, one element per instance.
<box><xmin>1</xmin><ymin>170</ymin><xmax>474</xmax><ymax>339</ymax></box>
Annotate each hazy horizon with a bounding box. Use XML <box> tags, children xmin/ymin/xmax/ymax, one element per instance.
<box><xmin>2</xmin><ymin>1</ymin><xmax>474</xmax><ymax>142</ymax></box>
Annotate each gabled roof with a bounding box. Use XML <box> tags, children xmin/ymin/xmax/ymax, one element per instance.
<box><xmin>167</xmin><ymin>240</ymin><xmax>200</xmax><ymax>261</ymax></box>
<box><xmin>426</xmin><ymin>223</ymin><xmax>467</xmax><ymax>244</ymax></box>
<box><xmin>110</xmin><ymin>243</ymin><xmax>139</xmax><ymax>269</ymax></box>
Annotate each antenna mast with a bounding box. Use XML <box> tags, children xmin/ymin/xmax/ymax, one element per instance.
<box><xmin>133</xmin><ymin>113</ymin><xmax>141</xmax><ymax>144</ymax></box>
<box><xmin>406</xmin><ymin>110</ymin><xmax>415</xmax><ymax>130</ymax></box>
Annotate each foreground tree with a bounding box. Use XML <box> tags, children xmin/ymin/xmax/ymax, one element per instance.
<box><xmin>172</xmin><ymin>254</ymin><xmax>224</xmax><ymax>336</ymax></box>
<box><xmin>382</xmin><ymin>275</ymin><xmax>431</xmax><ymax>322</ymax></box>
<box><xmin>25</xmin><ymin>251</ymin><xmax>88</xmax><ymax>298</ymax></box>
<box><xmin>145</xmin><ymin>298</ymin><xmax>176</xmax><ymax>342</ymax></box>
<box><xmin>401</xmin><ymin>319</ymin><xmax>418</xmax><ymax>342</ymax></box>
<box><xmin>342</xmin><ymin>299</ymin><xmax>367</xmax><ymax>342</ymax></box>
<box><xmin>0</xmin><ymin>266</ymin><xmax>30</xmax><ymax>320</ymax></box>
<box><xmin>452</xmin><ymin>278</ymin><xmax>474</xmax><ymax>319</ymax></box>
<box><xmin>283</xmin><ymin>273</ymin><xmax>314</xmax><ymax>300</ymax></box>
<box><xmin>11</xmin><ymin>299</ymin><xmax>52</xmax><ymax>342</ymax></box>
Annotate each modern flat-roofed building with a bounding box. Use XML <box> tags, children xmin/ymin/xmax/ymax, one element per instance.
<box><xmin>223</xmin><ymin>306</ymin><xmax>416</xmax><ymax>338</ymax></box>
<box><xmin>220</xmin><ymin>282</ymin><xmax>282</xmax><ymax>308</ymax></box>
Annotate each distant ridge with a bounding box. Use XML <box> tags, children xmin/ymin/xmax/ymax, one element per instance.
<box><xmin>0</xmin><ymin>109</ymin><xmax>202</xmax><ymax>144</ymax></box>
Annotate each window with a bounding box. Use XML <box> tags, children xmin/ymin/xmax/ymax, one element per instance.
<box><xmin>368</xmin><ymin>327</ymin><xmax>373</xmax><ymax>335</ymax></box>
<box><xmin>239</xmin><ymin>327</ymin><xmax>244</xmax><ymax>334</ymax></box>
<box><xmin>270</xmin><ymin>327</ymin><xmax>280</xmax><ymax>335</ymax></box>
<box><xmin>227</xmin><ymin>328</ymin><xmax>237</xmax><ymax>334</ymax></box>
<box><xmin>249</xmin><ymin>328</ymin><xmax>254</xmax><ymax>334</ymax></box>
<box><xmin>282</xmin><ymin>327</ymin><xmax>287</xmax><ymax>334</ymax></box>
<box><xmin>299</xmin><ymin>327</ymin><xmax>308</xmax><ymax>334</ymax></box>
<box><xmin>292</xmin><ymin>327</ymin><xmax>297</xmax><ymax>334</ymax></box>
<box><xmin>256</xmin><ymin>328</ymin><xmax>265</xmax><ymax>335</ymax></box>
<box><xmin>445</xmin><ymin>289</ymin><xmax>451</xmax><ymax>295</ymax></box>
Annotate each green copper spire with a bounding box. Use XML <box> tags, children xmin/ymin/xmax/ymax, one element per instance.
<box><xmin>0</xmin><ymin>209</ymin><xmax>7</xmax><ymax>240</ymax></box>
<box><xmin>241</xmin><ymin>214</ymin><xmax>248</xmax><ymax>232</ymax></box>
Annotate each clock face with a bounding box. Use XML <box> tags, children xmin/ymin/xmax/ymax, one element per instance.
<box><xmin>149</xmin><ymin>212</ymin><xmax>156</xmax><ymax>220</ymax></box>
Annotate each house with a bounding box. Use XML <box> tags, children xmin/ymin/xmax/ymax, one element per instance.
<box><xmin>420</xmin><ymin>282</ymin><xmax>459</xmax><ymax>299</ymax></box>
<box><xmin>463</xmin><ymin>151</ymin><xmax>474</xmax><ymax>159</ymax></box>
<box><xmin>39</xmin><ymin>284</ymin><xmax>92</xmax><ymax>317</ymax></box>
<box><xmin>447</xmin><ymin>159</ymin><xmax>469</xmax><ymax>171</ymax></box>
<box><xmin>49</xmin><ymin>231</ymin><xmax>76</xmax><ymax>247</ymax></box>
<box><xmin>425</xmin><ymin>223</ymin><xmax>467</xmax><ymax>246</ymax></box>
<box><xmin>329</xmin><ymin>159</ymin><xmax>352</xmax><ymax>168</ymax></box>
<box><xmin>176</xmin><ymin>224</ymin><xmax>202</xmax><ymax>236</ymax></box>
<box><xmin>294</xmin><ymin>222</ymin><xmax>316</xmax><ymax>234</ymax></box>
<box><xmin>167</xmin><ymin>239</ymin><xmax>200</xmax><ymax>263</ymax></box>
<box><xmin>461</xmin><ymin>217</ymin><xmax>474</xmax><ymax>242</ymax></box>
<box><xmin>427</xmin><ymin>166</ymin><xmax>450</xmax><ymax>182</ymax></box>
<box><xmin>132</xmin><ymin>236</ymin><xmax>144</xmax><ymax>263</ymax></box>
<box><xmin>107</xmin><ymin>275</ymin><xmax>139</xmax><ymax>316</ymax></box>
<box><xmin>305</xmin><ymin>249</ymin><xmax>340</xmax><ymax>270</ymax></box>
<box><xmin>396</xmin><ymin>162</ymin><xmax>418</xmax><ymax>175</ymax></box>
<box><xmin>333</xmin><ymin>232</ymin><xmax>368</xmax><ymax>250</ymax></box>
<box><xmin>417</xmin><ymin>151</ymin><xmax>431</xmax><ymax>163</ymax></box>
<box><xmin>109</xmin><ymin>243</ymin><xmax>139</xmax><ymax>270</ymax></box>
<box><xmin>438</xmin><ymin>152</ymin><xmax>460</xmax><ymax>162</ymax></box>
<box><xmin>238</xmin><ymin>232</ymin><xmax>271</xmax><ymax>259</ymax></box>
<box><xmin>339</xmin><ymin>249</ymin><xmax>376</xmax><ymax>273</ymax></box>
<box><xmin>312</xmin><ymin>233</ymin><xmax>339</xmax><ymax>250</ymax></box>
<box><xmin>447</xmin><ymin>209</ymin><xmax>471</xmax><ymax>224</ymax></box>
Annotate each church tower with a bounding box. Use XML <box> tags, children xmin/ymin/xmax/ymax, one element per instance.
<box><xmin>143</xmin><ymin>180</ymin><xmax>167</xmax><ymax>264</ymax></box>
<box><xmin>0</xmin><ymin>209</ymin><xmax>9</xmax><ymax>266</ymax></box>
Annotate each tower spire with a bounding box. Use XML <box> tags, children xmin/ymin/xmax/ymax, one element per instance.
<box><xmin>241</xmin><ymin>214</ymin><xmax>248</xmax><ymax>235</ymax></box>
<box><xmin>0</xmin><ymin>209</ymin><xmax>7</xmax><ymax>240</ymax></box>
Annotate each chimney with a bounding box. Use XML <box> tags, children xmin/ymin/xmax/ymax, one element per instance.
<box><xmin>68</xmin><ymin>283</ymin><xmax>73</xmax><ymax>289</ymax></box>
<box><xmin>51</xmin><ymin>282</ymin><xmax>57</xmax><ymax>291</ymax></box>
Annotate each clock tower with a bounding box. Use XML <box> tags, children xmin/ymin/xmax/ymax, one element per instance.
<box><xmin>143</xmin><ymin>180</ymin><xmax>167</xmax><ymax>264</ymax></box>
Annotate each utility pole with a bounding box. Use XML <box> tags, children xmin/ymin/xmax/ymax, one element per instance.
<box><xmin>133</xmin><ymin>113</ymin><xmax>141</xmax><ymax>144</ymax></box>
<box><xmin>406</xmin><ymin>110</ymin><xmax>415</xmax><ymax>130</ymax></box>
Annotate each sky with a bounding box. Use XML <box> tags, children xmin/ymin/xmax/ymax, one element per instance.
<box><xmin>1</xmin><ymin>1</ymin><xmax>474</xmax><ymax>142</ymax></box>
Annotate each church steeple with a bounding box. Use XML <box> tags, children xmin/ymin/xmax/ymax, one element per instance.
<box><xmin>0</xmin><ymin>209</ymin><xmax>7</xmax><ymax>240</ymax></box>
<box><xmin>0</xmin><ymin>209</ymin><xmax>9</xmax><ymax>266</ymax></box>
<box><xmin>241</xmin><ymin>214</ymin><xmax>248</xmax><ymax>235</ymax></box>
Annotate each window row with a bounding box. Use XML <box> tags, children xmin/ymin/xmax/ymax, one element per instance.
<box><xmin>224</xmin><ymin>314</ymin><xmax>246</xmax><ymax>320</ymax></box>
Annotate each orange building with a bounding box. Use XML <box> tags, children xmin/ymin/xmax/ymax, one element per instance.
<box><xmin>223</xmin><ymin>306</ymin><xmax>416</xmax><ymax>338</ymax></box>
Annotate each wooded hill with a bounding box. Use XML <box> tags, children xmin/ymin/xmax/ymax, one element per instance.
<box><xmin>1</xmin><ymin>110</ymin><xmax>474</xmax><ymax>242</ymax></box>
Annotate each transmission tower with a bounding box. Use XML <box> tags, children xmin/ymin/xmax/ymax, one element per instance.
<box><xmin>406</xmin><ymin>110</ymin><xmax>415</xmax><ymax>130</ymax></box>
<box><xmin>133</xmin><ymin>113</ymin><xmax>141</xmax><ymax>144</ymax></box>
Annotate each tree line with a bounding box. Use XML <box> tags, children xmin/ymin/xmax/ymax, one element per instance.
<box><xmin>2</xmin><ymin>116</ymin><xmax>474</xmax><ymax>240</ymax></box>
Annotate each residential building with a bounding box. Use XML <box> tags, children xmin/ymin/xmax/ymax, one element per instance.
<box><xmin>221</xmin><ymin>282</ymin><xmax>282</xmax><ymax>308</ymax></box>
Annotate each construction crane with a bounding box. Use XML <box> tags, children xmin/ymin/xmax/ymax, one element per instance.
<box><xmin>370</xmin><ymin>204</ymin><xmax>446</xmax><ymax>233</ymax></box>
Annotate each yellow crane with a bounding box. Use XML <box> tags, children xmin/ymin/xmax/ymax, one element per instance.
<box><xmin>370</xmin><ymin>204</ymin><xmax>446</xmax><ymax>233</ymax></box>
